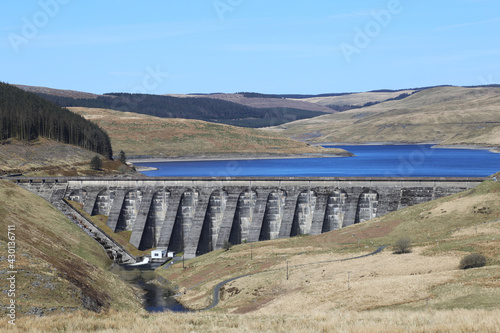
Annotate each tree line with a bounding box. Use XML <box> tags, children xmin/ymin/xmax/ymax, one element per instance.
<box><xmin>0</xmin><ymin>82</ymin><xmax>112</xmax><ymax>159</ymax></box>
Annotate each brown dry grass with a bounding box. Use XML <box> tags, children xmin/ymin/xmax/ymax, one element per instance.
<box><xmin>0</xmin><ymin>180</ymin><xmax>142</xmax><ymax>316</ymax></box>
<box><xmin>229</xmin><ymin>248</ymin><xmax>459</xmax><ymax>314</ymax></box>
<box><xmin>0</xmin><ymin>137</ymin><xmax>133</xmax><ymax>177</ymax></box>
<box><xmin>67</xmin><ymin>107</ymin><xmax>344</xmax><ymax>157</ymax></box>
<box><xmin>2</xmin><ymin>309</ymin><xmax>500</xmax><ymax>332</ymax></box>
<box><xmin>180</xmin><ymin>93</ymin><xmax>335</xmax><ymax>113</ymax></box>
<box><xmin>272</xmin><ymin>86</ymin><xmax>500</xmax><ymax>146</ymax></box>
<box><xmin>295</xmin><ymin>90</ymin><xmax>417</xmax><ymax>106</ymax></box>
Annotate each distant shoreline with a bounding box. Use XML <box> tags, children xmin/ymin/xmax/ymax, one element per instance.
<box><xmin>316</xmin><ymin>142</ymin><xmax>500</xmax><ymax>154</ymax></box>
<box><xmin>129</xmin><ymin>143</ymin><xmax>500</xmax><ymax>165</ymax></box>
<box><xmin>129</xmin><ymin>152</ymin><xmax>350</xmax><ymax>164</ymax></box>
<box><xmin>317</xmin><ymin>141</ymin><xmax>438</xmax><ymax>146</ymax></box>
<box><xmin>431</xmin><ymin>144</ymin><xmax>500</xmax><ymax>153</ymax></box>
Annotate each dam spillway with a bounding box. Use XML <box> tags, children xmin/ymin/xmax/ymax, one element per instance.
<box><xmin>14</xmin><ymin>177</ymin><xmax>483</xmax><ymax>259</ymax></box>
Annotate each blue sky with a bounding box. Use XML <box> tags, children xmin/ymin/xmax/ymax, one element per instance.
<box><xmin>1</xmin><ymin>0</ymin><xmax>499</xmax><ymax>95</ymax></box>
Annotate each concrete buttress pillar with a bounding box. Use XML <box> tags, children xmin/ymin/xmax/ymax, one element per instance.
<box><xmin>156</xmin><ymin>188</ymin><xmax>184</xmax><ymax>249</ymax></box>
<box><xmin>106</xmin><ymin>190</ymin><xmax>127</xmax><ymax>232</ymax></box>
<box><xmin>310</xmin><ymin>191</ymin><xmax>329</xmax><ymax>235</ymax></box>
<box><xmin>248</xmin><ymin>188</ymin><xmax>272</xmax><ymax>242</ymax></box>
<box><xmin>130</xmin><ymin>188</ymin><xmax>155</xmax><ymax>249</ymax></box>
<box><xmin>279</xmin><ymin>189</ymin><xmax>301</xmax><ymax>238</ymax></box>
<box><xmin>184</xmin><ymin>188</ymin><xmax>213</xmax><ymax>259</ymax></box>
<box><xmin>215</xmin><ymin>190</ymin><xmax>242</xmax><ymax>250</ymax></box>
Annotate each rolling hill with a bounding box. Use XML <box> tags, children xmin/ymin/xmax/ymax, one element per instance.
<box><xmin>0</xmin><ymin>137</ymin><xmax>132</xmax><ymax>177</ymax></box>
<box><xmin>172</xmin><ymin>93</ymin><xmax>335</xmax><ymax>113</ymax></box>
<box><xmin>270</xmin><ymin>86</ymin><xmax>500</xmax><ymax>147</ymax></box>
<box><xmin>0</xmin><ymin>83</ymin><xmax>127</xmax><ymax>177</ymax></box>
<box><xmin>15</xmin><ymin>85</ymin><xmax>330</xmax><ymax>128</ymax></box>
<box><xmin>291</xmin><ymin>89</ymin><xmax>417</xmax><ymax>110</ymax></box>
<box><xmin>68</xmin><ymin>107</ymin><xmax>350</xmax><ymax>158</ymax></box>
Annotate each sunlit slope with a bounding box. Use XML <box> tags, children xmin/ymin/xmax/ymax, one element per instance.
<box><xmin>169</xmin><ymin>93</ymin><xmax>335</xmax><ymax>113</ymax></box>
<box><xmin>158</xmin><ymin>179</ymin><xmax>500</xmax><ymax>314</ymax></box>
<box><xmin>69</xmin><ymin>107</ymin><xmax>350</xmax><ymax>157</ymax></box>
<box><xmin>272</xmin><ymin>86</ymin><xmax>500</xmax><ymax>146</ymax></box>
<box><xmin>0</xmin><ymin>180</ymin><xmax>141</xmax><ymax>315</ymax></box>
<box><xmin>293</xmin><ymin>89</ymin><xmax>416</xmax><ymax>107</ymax></box>
<box><xmin>0</xmin><ymin>137</ymin><xmax>131</xmax><ymax>177</ymax></box>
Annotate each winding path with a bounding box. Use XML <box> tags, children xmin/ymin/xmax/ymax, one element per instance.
<box><xmin>202</xmin><ymin>246</ymin><xmax>386</xmax><ymax>311</ymax></box>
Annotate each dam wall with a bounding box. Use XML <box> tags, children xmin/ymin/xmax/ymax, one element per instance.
<box><xmin>15</xmin><ymin>177</ymin><xmax>483</xmax><ymax>259</ymax></box>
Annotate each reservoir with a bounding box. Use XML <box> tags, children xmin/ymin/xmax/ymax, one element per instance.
<box><xmin>135</xmin><ymin>145</ymin><xmax>500</xmax><ymax>178</ymax></box>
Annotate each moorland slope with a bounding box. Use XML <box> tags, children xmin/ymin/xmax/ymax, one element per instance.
<box><xmin>271</xmin><ymin>86</ymin><xmax>500</xmax><ymax>147</ymax></box>
<box><xmin>0</xmin><ymin>138</ymin><xmax>131</xmax><ymax>177</ymax></box>
<box><xmin>68</xmin><ymin>107</ymin><xmax>350</xmax><ymax>158</ymax></box>
<box><xmin>176</xmin><ymin>93</ymin><xmax>334</xmax><ymax>113</ymax></box>
<box><xmin>16</xmin><ymin>85</ymin><xmax>329</xmax><ymax>128</ymax></box>
<box><xmin>292</xmin><ymin>89</ymin><xmax>416</xmax><ymax>108</ymax></box>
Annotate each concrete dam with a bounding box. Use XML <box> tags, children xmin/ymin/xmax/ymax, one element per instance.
<box><xmin>15</xmin><ymin>177</ymin><xmax>483</xmax><ymax>259</ymax></box>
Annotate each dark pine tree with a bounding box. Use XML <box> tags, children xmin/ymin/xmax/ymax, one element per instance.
<box><xmin>0</xmin><ymin>82</ymin><xmax>113</xmax><ymax>158</ymax></box>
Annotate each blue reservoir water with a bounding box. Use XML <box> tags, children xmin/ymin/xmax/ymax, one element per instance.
<box><xmin>136</xmin><ymin>145</ymin><xmax>500</xmax><ymax>178</ymax></box>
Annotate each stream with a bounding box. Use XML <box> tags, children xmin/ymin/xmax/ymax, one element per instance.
<box><xmin>110</xmin><ymin>265</ymin><xmax>189</xmax><ymax>313</ymax></box>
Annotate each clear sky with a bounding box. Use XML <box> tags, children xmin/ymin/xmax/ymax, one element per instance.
<box><xmin>1</xmin><ymin>0</ymin><xmax>499</xmax><ymax>95</ymax></box>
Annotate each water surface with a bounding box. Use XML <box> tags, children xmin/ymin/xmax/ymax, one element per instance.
<box><xmin>136</xmin><ymin>145</ymin><xmax>500</xmax><ymax>177</ymax></box>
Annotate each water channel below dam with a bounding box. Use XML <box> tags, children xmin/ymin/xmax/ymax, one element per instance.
<box><xmin>110</xmin><ymin>265</ymin><xmax>188</xmax><ymax>313</ymax></box>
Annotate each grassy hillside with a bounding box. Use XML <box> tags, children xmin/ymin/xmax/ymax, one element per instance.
<box><xmin>272</xmin><ymin>86</ymin><xmax>500</xmax><ymax>146</ymax></box>
<box><xmin>0</xmin><ymin>180</ymin><xmax>142</xmax><ymax>316</ymax></box>
<box><xmin>30</xmin><ymin>89</ymin><xmax>328</xmax><ymax>128</ymax></box>
<box><xmin>294</xmin><ymin>89</ymin><xmax>416</xmax><ymax>107</ymax></box>
<box><xmin>14</xmin><ymin>84</ymin><xmax>100</xmax><ymax>99</ymax></box>
<box><xmin>175</xmin><ymin>93</ymin><xmax>335</xmax><ymax>113</ymax></box>
<box><xmin>68</xmin><ymin>107</ymin><xmax>350</xmax><ymax>157</ymax></box>
<box><xmin>0</xmin><ymin>137</ymin><xmax>132</xmax><ymax>177</ymax></box>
